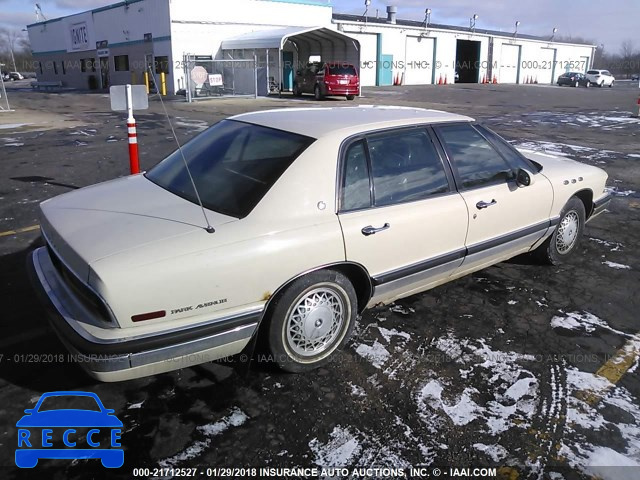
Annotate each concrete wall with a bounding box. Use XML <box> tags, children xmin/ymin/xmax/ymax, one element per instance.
<box><xmin>336</xmin><ymin>19</ymin><xmax>594</xmax><ymax>87</ymax></box>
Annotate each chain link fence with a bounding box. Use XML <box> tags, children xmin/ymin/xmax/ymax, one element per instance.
<box><xmin>183</xmin><ymin>55</ymin><xmax>257</xmax><ymax>101</ymax></box>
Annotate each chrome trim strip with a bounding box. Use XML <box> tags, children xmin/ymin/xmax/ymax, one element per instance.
<box><xmin>371</xmin><ymin>257</ymin><xmax>464</xmax><ymax>300</ymax></box>
<box><xmin>32</xmin><ymin>247</ymin><xmax>264</xmax><ymax>346</ymax></box>
<box><xmin>62</xmin><ymin>323</ymin><xmax>258</xmax><ymax>372</ymax></box>
<box><xmin>372</xmin><ymin>248</ymin><xmax>466</xmax><ymax>285</ymax></box>
<box><xmin>466</xmin><ymin>220</ymin><xmax>550</xmax><ymax>255</ymax></box>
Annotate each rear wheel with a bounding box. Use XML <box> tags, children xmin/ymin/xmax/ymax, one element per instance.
<box><xmin>346</xmin><ymin>94</ymin><xmax>355</xmax><ymax>100</ymax></box>
<box><xmin>531</xmin><ymin>197</ymin><xmax>586</xmax><ymax>265</ymax></box>
<box><xmin>585</xmin><ymin>81</ymin><xmax>591</xmax><ymax>88</ymax></box>
<box><xmin>314</xmin><ymin>84</ymin><xmax>323</xmax><ymax>100</ymax></box>
<box><xmin>266</xmin><ymin>270</ymin><xmax>357</xmax><ymax>372</ymax></box>
<box><xmin>293</xmin><ymin>83</ymin><xmax>301</xmax><ymax>96</ymax></box>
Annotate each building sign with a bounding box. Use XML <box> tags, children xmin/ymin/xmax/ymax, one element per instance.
<box><xmin>70</xmin><ymin>22</ymin><xmax>90</xmax><ymax>51</ymax></box>
<box><xmin>97</xmin><ymin>49</ymin><xmax>110</xmax><ymax>57</ymax></box>
<box><xmin>96</xmin><ymin>40</ymin><xmax>108</xmax><ymax>49</ymax></box>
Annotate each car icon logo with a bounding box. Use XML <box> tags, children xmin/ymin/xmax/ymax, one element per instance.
<box><xmin>16</xmin><ymin>391</ymin><xmax>124</xmax><ymax>468</ymax></box>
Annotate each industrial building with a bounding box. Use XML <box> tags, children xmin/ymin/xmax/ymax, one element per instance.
<box><xmin>26</xmin><ymin>0</ymin><xmax>596</xmax><ymax>96</ymax></box>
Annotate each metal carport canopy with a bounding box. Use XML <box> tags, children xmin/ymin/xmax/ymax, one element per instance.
<box><xmin>220</xmin><ymin>26</ymin><xmax>359</xmax><ymax>52</ymax></box>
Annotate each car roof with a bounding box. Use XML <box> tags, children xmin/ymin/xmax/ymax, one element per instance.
<box><xmin>230</xmin><ymin>106</ymin><xmax>473</xmax><ymax>139</ymax></box>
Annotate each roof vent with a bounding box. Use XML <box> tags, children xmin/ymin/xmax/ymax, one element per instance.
<box><xmin>386</xmin><ymin>5</ymin><xmax>397</xmax><ymax>24</ymax></box>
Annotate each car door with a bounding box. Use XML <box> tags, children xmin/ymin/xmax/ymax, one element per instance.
<box><xmin>337</xmin><ymin>127</ymin><xmax>469</xmax><ymax>306</ymax></box>
<box><xmin>433</xmin><ymin>123</ymin><xmax>553</xmax><ymax>276</ymax></box>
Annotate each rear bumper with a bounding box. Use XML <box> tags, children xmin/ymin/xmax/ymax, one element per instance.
<box><xmin>323</xmin><ymin>84</ymin><xmax>359</xmax><ymax>96</ymax></box>
<box><xmin>589</xmin><ymin>192</ymin><xmax>611</xmax><ymax>222</ymax></box>
<box><xmin>29</xmin><ymin>246</ymin><xmax>260</xmax><ymax>382</ymax></box>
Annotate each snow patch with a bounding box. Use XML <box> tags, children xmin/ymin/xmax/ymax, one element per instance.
<box><xmin>355</xmin><ymin>341</ymin><xmax>390</xmax><ymax>369</ymax></box>
<box><xmin>159</xmin><ymin>407</ymin><xmax>248</xmax><ymax>467</ymax></box>
<box><xmin>602</xmin><ymin>261</ymin><xmax>631</xmax><ymax>270</ymax></box>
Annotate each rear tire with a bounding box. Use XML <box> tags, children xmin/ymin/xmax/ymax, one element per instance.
<box><xmin>266</xmin><ymin>270</ymin><xmax>357</xmax><ymax>373</ymax></box>
<box><xmin>346</xmin><ymin>94</ymin><xmax>355</xmax><ymax>100</ymax></box>
<box><xmin>531</xmin><ymin>197</ymin><xmax>586</xmax><ymax>265</ymax></box>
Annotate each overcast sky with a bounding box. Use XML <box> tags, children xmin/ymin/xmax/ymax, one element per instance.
<box><xmin>1</xmin><ymin>0</ymin><xmax>637</xmax><ymax>53</ymax></box>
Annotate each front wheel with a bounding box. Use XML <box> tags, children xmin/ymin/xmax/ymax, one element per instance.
<box><xmin>574</xmin><ymin>81</ymin><xmax>579</xmax><ymax>87</ymax></box>
<box><xmin>609</xmin><ymin>81</ymin><xmax>614</xmax><ymax>88</ymax></box>
<box><xmin>531</xmin><ymin>197</ymin><xmax>586</xmax><ymax>265</ymax></box>
<box><xmin>585</xmin><ymin>81</ymin><xmax>591</xmax><ymax>88</ymax></box>
<box><xmin>346</xmin><ymin>94</ymin><xmax>355</xmax><ymax>100</ymax></box>
<box><xmin>266</xmin><ymin>270</ymin><xmax>357</xmax><ymax>372</ymax></box>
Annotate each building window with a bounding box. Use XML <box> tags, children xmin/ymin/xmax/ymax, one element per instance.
<box><xmin>114</xmin><ymin>55</ymin><xmax>129</xmax><ymax>71</ymax></box>
<box><xmin>81</xmin><ymin>58</ymin><xmax>96</xmax><ymax>73</ymax></box>
<box><xmin>53</xmin><ymin>61</ymin><xmax>58</xmax><ymax>74</ymax></box>
<box><xmin>155</xmin><ymin>56</ymin><xmax>169</xmax><ymax>75</ymax></box>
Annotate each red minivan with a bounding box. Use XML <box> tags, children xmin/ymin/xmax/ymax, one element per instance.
<box><xmin>293</xmin><ymin>62</ymin><xmax>359</xmax><ymax>100</ymax></box>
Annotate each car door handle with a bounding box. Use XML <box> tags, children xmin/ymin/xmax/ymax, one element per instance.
<box><xmin>476</xmin><ymin>199</ymin><xmax>497</xmax><ymax>209</ymax></box>
<box><xmin>361</xmin><ymin>223</ymin><xmax>390</xmax><ymax>236</ymax></box>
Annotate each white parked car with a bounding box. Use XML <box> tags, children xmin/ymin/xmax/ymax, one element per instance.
<box><xmin>30</xmin><ymin>107</ymin><xmax>610</xmax><ymax>382</ymax></box>
<box><xmin>585</xmin><ymin>69</ymin><xmax>615</xmax><ymax>87</ymax></box>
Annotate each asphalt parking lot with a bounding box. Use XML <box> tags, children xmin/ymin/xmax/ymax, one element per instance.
<box><xmin>1</xmin><ymin>80</ymin><xmax>639</xmax><ymax>479</ymax></box>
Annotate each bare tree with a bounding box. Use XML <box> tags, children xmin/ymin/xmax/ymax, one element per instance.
<box><xmin>0</xmin><ymin>28</ymin><xmax>23</xmax><ymax>72</ymax></box>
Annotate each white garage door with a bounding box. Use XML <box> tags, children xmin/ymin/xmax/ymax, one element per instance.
<box><xmin>405</xmin><ymin>36</ymin><xmax>435</xmax><ymax>85</ymax></box>
<box><xmin>537</xmin><ymin>48</ymin><xmax>555</xmax><ymax>84</ymax></box>
<box><xmin>348</xmin><ymin>32</ymin><xmax>378</xmax><ymax>87</ymax></box>
<box><xmin>499</xmin><ymin>44</ymin><xmax>520</xmax><ymax>83</ymax></box>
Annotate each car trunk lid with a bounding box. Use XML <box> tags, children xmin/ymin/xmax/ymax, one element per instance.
<box><xmin>40</xmin><ymin>174</ymin><xmax>236</xmax><ymax>280</ymax></box>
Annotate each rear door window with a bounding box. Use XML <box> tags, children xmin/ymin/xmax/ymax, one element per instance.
<box><xmin>367</xmin><ymin>129</ymin><xmax>450</xmax><ymax>206</ymax></box>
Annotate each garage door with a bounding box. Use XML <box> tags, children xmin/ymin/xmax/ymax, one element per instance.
<box><xmin>348</xmin><ymin>32</ymin><xmax>378</xmax><ymax>87</ymax></box>
<box><xmin>537</xmin><ymin>48</ymin><xmax>555</xmax><ymax>84</ymax></box>
<box><xmin>405</xmin><ymin>36</ymin><xmax>435</xmax><ymax>85</ymax></box>
<box><xmin>499</xmin><ymin>44</ymin><xmax>520</xmax><ymax>83</ymax></box>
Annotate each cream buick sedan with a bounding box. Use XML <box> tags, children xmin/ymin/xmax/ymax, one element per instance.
<box><xmin>30</xmin><ymin>107</ymin><xmax>610</xmax><ymax>382</ymax></box>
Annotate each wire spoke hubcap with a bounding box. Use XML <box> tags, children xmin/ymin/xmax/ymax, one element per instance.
<box><xmin>556</xmin><ymin>210</ymin><xmax>580</xmax><ymax>254</ymax></box>
<box><xmin>286</xmin><ymin>287</ymin><xmax>345</xmax><ymax>357</ymax></box>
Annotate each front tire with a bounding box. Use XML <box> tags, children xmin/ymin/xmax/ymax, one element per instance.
<box><xmin>532</xmin><ymin>197</ymin><xmax>586</xmax><ymax>265</ymax></box>
<box><xmin>346</xmin><ymin>94</ymin><xmax>355</xmax><ymax>100</ymax></box>
<box><xmin>293</xmin><ymin>83</ymin><xmax>301</xmax><ymax>96</ymax></box>
<box><xmin>266</xmin><ymin>270</ymin><xmax>357</xmax><ymax>372</ymax></box>
<box><xmin>314</xmin><ymin>84</ymin><xmax>324</xmax><ymax>100</ymax></box>
<box><xmin>574</xmin><ymin>81</ymin><xmax>579</xmax><ymax>87</ymax></box>
<box><xmin>609</xmin><ymin>81</ymin><xmax>614</xmax><ymax>88</ymax></box>
<box><xmin>585</xmin><ymin>81</ymin><xmax>591</xmax><ymax>88</ymax></box>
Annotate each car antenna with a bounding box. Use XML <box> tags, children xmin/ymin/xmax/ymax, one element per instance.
<box><xmin>147</xmin><ymin>65</ymin><xmax>215</xmax><ymax>234</ymax></box>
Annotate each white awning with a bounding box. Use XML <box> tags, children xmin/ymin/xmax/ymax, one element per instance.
<box><xmin>221</xmin><ymin>26</ymin><xmax>358</xmax><ymax>51</ymax></box>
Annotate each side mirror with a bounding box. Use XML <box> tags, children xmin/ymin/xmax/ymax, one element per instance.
<box><xmin>516</xmin><ymin>168</ymin><xmax>534</xmax><ymax>187</ymax></box>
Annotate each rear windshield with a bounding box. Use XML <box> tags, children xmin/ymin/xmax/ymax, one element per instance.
<box><xmin>587</xmin><ymin>70</ymin><xmax>599</xmax><ymax>74</ymax></box>
<box><xmin>146</xmin><ymin>120</ymin><xmax>315</xmax><ymax>218</ymax></box>
<box><xmin>326</xmin><ymin>65</ymin><xmax>357</xmax><ymax>76</ymax></box>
